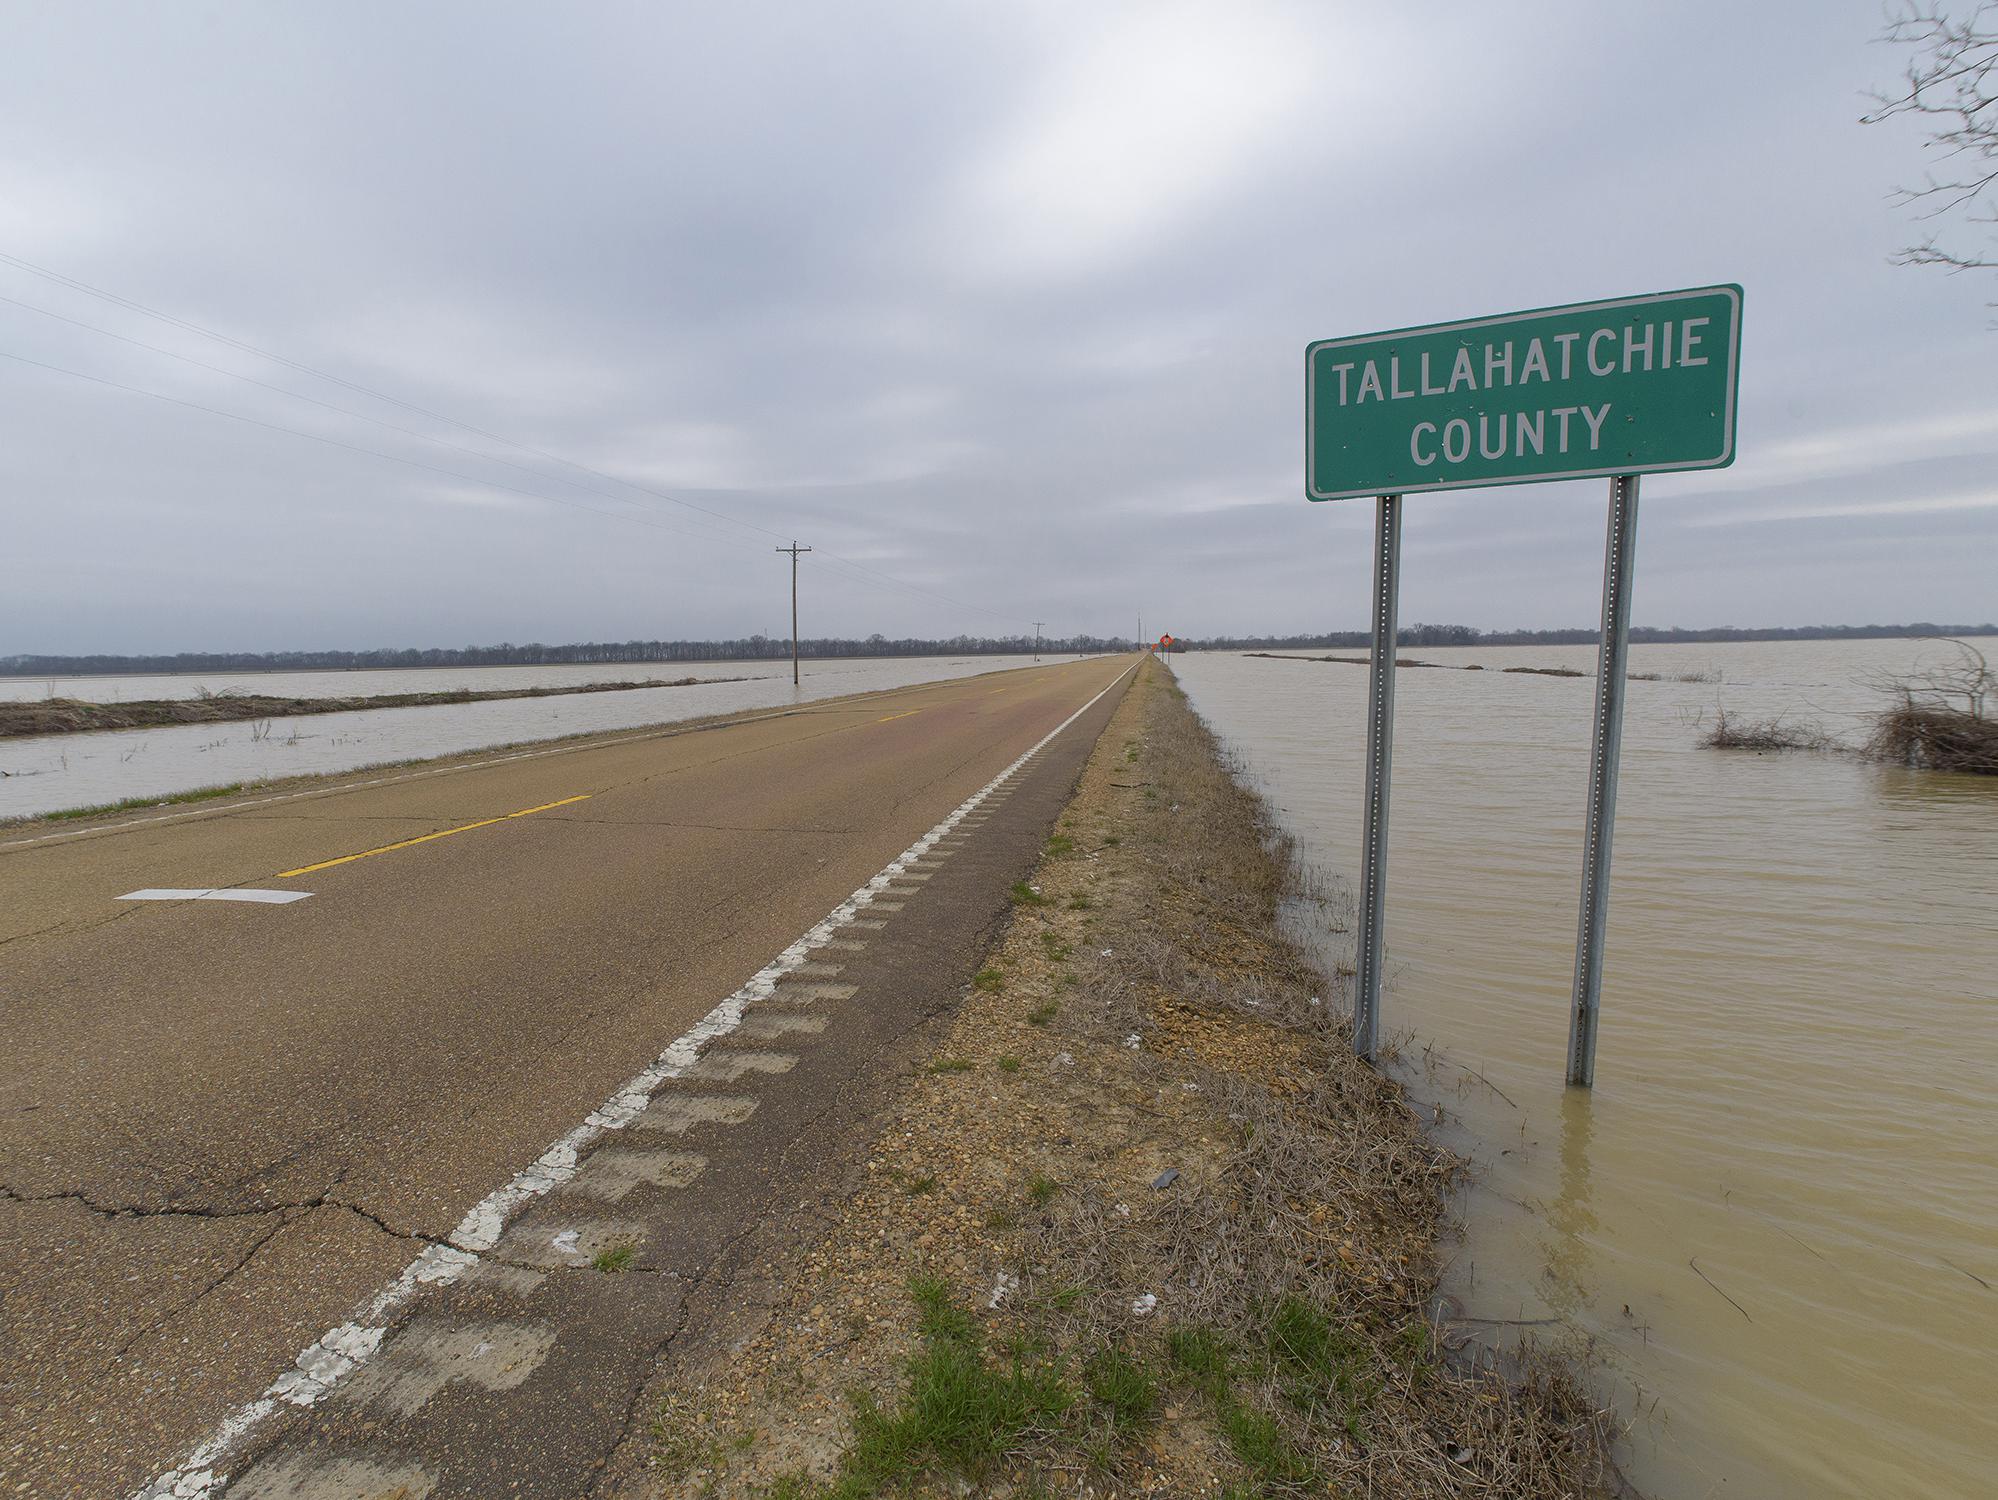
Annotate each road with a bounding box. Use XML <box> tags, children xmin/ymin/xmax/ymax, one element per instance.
<box><xmin>0</xmin><ymin>656</ymin><xmax>1136</xmax><ymax>1498</ymax></box>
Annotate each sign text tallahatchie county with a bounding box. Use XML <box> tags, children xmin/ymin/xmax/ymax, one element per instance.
<box><xmin>1306</xmin><ymin>286</ymin><xmax>1742</xmax><ymax>501</ymax></box>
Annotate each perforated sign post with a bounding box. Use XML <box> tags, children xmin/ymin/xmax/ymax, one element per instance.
<box><xmin>1306</xmin><ymin>285</ymin><xmax>1742</xmax><ymax>1086</ymax></box>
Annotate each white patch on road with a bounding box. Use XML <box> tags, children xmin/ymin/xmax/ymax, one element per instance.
<box><xmin>118</xmin><ymin>888</ymin><xmax>313</xmax><ymax>905</ymax></box>
<box><xmin>133</xmin><ymin>661</ymin><xmax>1135</xmax><ymax>1500</ymax></box>
<box><xmin>573</xmin><ymin>1148</ymin><xmax>708</xmax><ymax>1200</ymax></box>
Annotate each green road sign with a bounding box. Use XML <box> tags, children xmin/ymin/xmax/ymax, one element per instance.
<box><xmin>1306</xmin><ymin>285</ymin><xmax>1741</xmax><ymax>501</ymax></box>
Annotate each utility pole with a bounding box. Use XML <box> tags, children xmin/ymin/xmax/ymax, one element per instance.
<box><xmin>1136</xmin><ymin>611</ymin><xmax>1143</xmax><ymax>653</ymax></box>
<box><xmin>1033</xmin><ymin>621</ymin><xmax>1043</xmax><ymax>661</ymax></box>
<box><xmin>775</xmin><ymin>541</ymin><xmax>811</xmax><ymax>686</ymax></box>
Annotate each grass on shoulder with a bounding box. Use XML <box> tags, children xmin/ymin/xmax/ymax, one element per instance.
<box><xmin>37</xmin><ymin>781</ymin><xmax>249</xmax><ymax>822</ymax></box>
<box><xmin>774</xmin><ymin>1277</ymin><xmax>1073</xmax><ymax>1499</ymax></box>
<box><xmin>767</xmin><ymin>1281</ymin><xmax>1416</xmax><ymax>1497</ymax></box>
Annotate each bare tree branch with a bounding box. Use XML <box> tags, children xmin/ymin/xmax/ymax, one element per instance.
<box><xmin>1863</xmin><ymin>4</ymin><xmax>1998</xmax><ymax>295</ymax></box>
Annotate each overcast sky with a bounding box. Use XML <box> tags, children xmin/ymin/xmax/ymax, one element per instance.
<box><xmin>2</xmin><ymin>1</ymin><xmax>1993</xmax><ymax>654</ymax></box>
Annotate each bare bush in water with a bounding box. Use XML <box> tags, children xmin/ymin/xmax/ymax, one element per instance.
<box><xmin>1698</xmin><ymin>706</ymin><xmax>1836</xmax><ymax>753</ymax></box>
<box><xmin>1867</xmin><ymin>640</ymin><xmax>1998</xmax><ymax>774</ymax></box>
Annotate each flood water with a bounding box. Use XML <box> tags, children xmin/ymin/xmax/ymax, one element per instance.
<box><xmin>0</xmin><ymin>655</ymin><xmax>1079</xmax><ymax>821</ymax></box>
<box><xmin>1173</xmin><ymin>640</ymin><xmax>1998</xmax><ymax>1500</ymax></box>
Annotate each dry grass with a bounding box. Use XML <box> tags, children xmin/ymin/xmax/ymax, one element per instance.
<box><xmin>993</xmin><ymin>669</ymin><xmax>1619</xmax><ymax>1498</ymax></box>
<box><xmin>648</xmin><ymin>662</ymin><xmax>1619</xmax><ymax>1499</ymax></box>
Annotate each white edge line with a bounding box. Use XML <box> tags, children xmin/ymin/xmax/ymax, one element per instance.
<box><xmin>133</xmin><ymin>660</ymin><xmax>1134</xmax><ymax>1500</ymax></box>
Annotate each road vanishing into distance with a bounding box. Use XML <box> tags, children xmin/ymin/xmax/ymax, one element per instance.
<box><xmin>0</xmin><ymin>657</ymin><xmax>1136</xmax><ymax>1498</ymax></box>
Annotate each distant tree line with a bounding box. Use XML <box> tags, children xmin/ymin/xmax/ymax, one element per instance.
<box><xmin>0</xmin><ymin>633</ymin><xmax>1134</xmax><ymax>677</ymax></box>
<box><xmin>6</xmin><ymin>622</ymin><xmax>1991</xmax><ymax>678</ymax></box>
<box><xmin>1177</xmin><ymin>621</ymin><xmax>1998</xmax><ymax>652</ymax></box>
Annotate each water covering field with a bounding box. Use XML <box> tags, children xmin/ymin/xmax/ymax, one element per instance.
<box><xmin>1174</xmin><ymin>638</ymin><xmax>1998</xmax><ymax>1500</ymax></box>
<box><xmin>0</xmin><ymin>655</ymin><xmax>1082</xmax><ymax>820</ymax></box>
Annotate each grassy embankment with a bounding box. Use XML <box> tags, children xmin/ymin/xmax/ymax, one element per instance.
<box><xmin>648</xmin><ymin>659</ymin><xmax>1617</xmax><ymax>1498</ymax></box>
<box><xmin>0</xmin><ymin>675</ymin><xmax>738</xmax><ymax>740</ymax></box>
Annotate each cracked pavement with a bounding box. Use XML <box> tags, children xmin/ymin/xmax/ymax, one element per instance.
<box><xmin>0</xmin><ymin>659</ymin><xmax>1131</xmax><ymax>1497</ymax></box>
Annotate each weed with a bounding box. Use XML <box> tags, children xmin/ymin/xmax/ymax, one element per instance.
<box><xmin>1083</xmin><ymin>1346</ymin><xmax>1159</xmax><ymax>1429</ymax></box>
<box><xmin>592</xmin><ymin>1240</ymin><xmax>639</xmax><ymax>1273</ymax></box>
<box><xmin>1027</xmin><ymin>1174</ymin><xmax>1058</xmax><ymax>1206</ymax></box>
<box><xmin>1392</xmin><ymin>1318</ymin><xmax>1435</xmax><ymax>1375</ymax></box>
<box><xmin>972</xmin><ymin>967</ymin><xmax>1005</xmax><ymax>992</ymax></box>
<box><xmin>822</xmin><ymin>1279</ymin><xmax>1073</xmax><ymax>1497</ymax></box>
<box><xmin>1045</xmin><ymin>833</ymin><xmax>1075</xmax><ymax>858</ymax></box>
<box><xmin>1068</xmin><ymin>893</ymin><xmax>1093</xmax><ymax>910</ymax></box>
<box><xmin>1166</xmin><ymin>1326</ymin><xmax>1231</xmax><ymax>1401</ymax></box>
<box><xmin>1039</xmin><ymin>933</ymin><xmax>1072</xmax><ymax>961</ymax></box>
<box><xmin>905</xmin><ymin>1175</ymin><xmax>939</xmax><ymax>1196</ymax></box>
<box><xmin>651</xmin><ymin>1393</ymin><xmax>726</xmax><ymax>1481</ymax></box>
<box><xmin>1009</xmin><ymin>881</ymin><xmax>1048</xmax><ymax>906</ymax></box>
<box><xmin>997</xmin><ymin>1055</ymin><xmax>1022</xmax><ymax>1073</ymax></box>
<box><xmin>41</xmin><ymin>782</ymin><xmax>247</xmax><ymax>822</ymax></box>
<box><xmin>984</xmin><ymin>1207</ymin><xmax>1016</xmax><ymax>1232</ymax></box>
<box><xmin>1220</xmin><ymin>1402</ymin><xmax>1317</xmax><ymax>1486</ymax></box>
<box><xmin>1102</xmin><ymin>834</ymin><xmax>1121</xmax><ymax>846</ymax></box>
<box><xmin>928</xmin><ymin>1056</ymin><xmax>973</xmax><ymax>1074</ymax></box>
<box><xmin>1026</xmin><ymin>1002</ymin><xmax>1059</xmax><ymax>1026</ymax></box>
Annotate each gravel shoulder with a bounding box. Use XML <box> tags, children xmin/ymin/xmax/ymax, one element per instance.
<box><xmin>628</xmin><ymin>659</ymin><xmax>1620</xmax><ymax>1499</ymax></box>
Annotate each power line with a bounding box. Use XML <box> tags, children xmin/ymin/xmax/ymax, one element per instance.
<box><xmin>0</xmin><ymin>250</ymin><xmax>1026</xmax><ymax>627</ymax></box>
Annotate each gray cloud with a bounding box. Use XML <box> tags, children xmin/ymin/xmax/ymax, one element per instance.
<box><xmin>2</xmin><ymin>0</ymin><xmax>1992</xmax><ymax>655</ymax></box>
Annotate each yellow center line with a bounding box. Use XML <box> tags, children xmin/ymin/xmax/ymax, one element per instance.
<box><xmin>277</xmin><ymin>794</ymin><xmax>593</xmax><ymax>877</ymax></box>
<box><xmin>877</xmin><ymin>710</ymin><xmax>920</xmax><ymax>723</ymax></box>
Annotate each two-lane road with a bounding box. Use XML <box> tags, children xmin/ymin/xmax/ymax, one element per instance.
<box><xmin>0</xmin><ymin>656</ymin><xmax>1134</xmax><ymax>1495</ymax></box>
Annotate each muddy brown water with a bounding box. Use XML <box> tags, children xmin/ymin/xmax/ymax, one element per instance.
<box><xmin>1174</xmin><ymin>640</ymin><xmax>1998</xmax><ymax>1500</ymax></box>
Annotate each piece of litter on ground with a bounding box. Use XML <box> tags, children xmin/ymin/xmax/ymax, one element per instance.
<box><xmin>1309</xmin><ymin>995</ymin><xmax>1322</xmax><ymax>1007</ymax></box>
<box><xmin>550</xmin><ymin>1230</ymin><xmax>580</xmax><ymax>1254</ymax></box>
<box><xmin>1052</xmin><ymin>1051</ymin><xmax>1074</xmax><ymax>1068</ymax></box>
<box><xmin>1122</xmin><ymin>1032</ymin><xmax>1142</xmax><ymax>1050</ymax></box>
<box><xmin>1130</xmin><ymin>1292</ymin><xmax>1158</xmax><ymax>1316</ymax></box>
<box><xmin>988</xmin><ymin>1271</ymin><xmax>1018</xmax><ymax>1310</ymax></box>
<box><xmin>1113</xmin><ymin>1203</ymin><xmax>1131</xmax><ymax>1218</ymax></box>
<box><xmin>1100</xmin><ymin>948</ymin><xmax>1113</xmax><ymax>957</ymax></box>
<box><xmin>1152</xmin><ymin>1167</ymin><xmax>1180</xmax><ymax>1190</ymax></box>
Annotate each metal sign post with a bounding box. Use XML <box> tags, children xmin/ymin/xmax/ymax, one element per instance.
<box><xmin>1352</xmin><ymin>493</ymin><xmax>1401</xmax><ymax>1059</ymax></box>
<box><xmin>1567</xmin><ymin>475</ymin><xmax>1639</xmax><ymax>1085</ymax></box>
<box><xmin>1306</xmin><ymin>285</ymin><xmax>1741</xmax><ymax>1086</ymax></box>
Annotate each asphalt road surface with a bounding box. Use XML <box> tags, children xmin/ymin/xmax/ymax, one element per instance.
<box><xmin>0</xmin><ymin>656</ymin><xmax>1136</xmax><ymax>1498</ymax></box>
